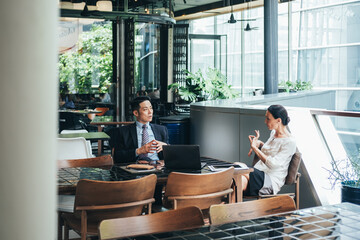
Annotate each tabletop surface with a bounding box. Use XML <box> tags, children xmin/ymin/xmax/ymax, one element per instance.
<box><xmin>119</xmin><ymin>202</ymin><xmax>360</xmax><ymax>239</ymax></box>
<box><xmin>90</xmin><ymin>115</ymin><xmax>134</xmax><ymax>125</ymax></box>
<box><xmin>58</xmin><ymin>132</ymin><xmax>110</xmax><ymax>140</ymax></box>
<box><xmin>58</xmin><ymin>157</ymin><xmax>250</xmax><ymax>194</ymax></box>
<box><xmin>59</xmin><ymin>109</ymin><xmax>102</xmax><ymax>114</ymax></box>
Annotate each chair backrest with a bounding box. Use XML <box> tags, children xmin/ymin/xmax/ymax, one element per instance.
<box><xmin>164</xmin><ymin>167</ymin><xmax>234</xmax><ymax>210</ymax></box>
<box><xmin>57</xmin><ymin>154</ymin><xmax>113</xmax><ymax>169</ymax></box>
<box><xmin>209</xmin><ymin>195</ymin><xmax>296</xmax><ymax>225</ymax></box>
<box><xmin>252</xmin><ymin>148</ymin><xmax>302</xmax><ymax>185</ymax></box>
<box><xmin>95</xmin><ymin>107</ymin><xmax>109</xmax><ymax>116</ymax></box>
<box><xmin>74</xmin><ymin>174</ymin><xmax>157</xmax><ymax>221</ymax></box>
<box><xmin>285</xmin><ymin>149</ymin><xmax>302</xmax><ymax>185</ymax></box>
<box><xmin>98</xmin><ymin>206</ymin><xmax>204</xmax><ymax>240</ymax></box>
<box><xmin>57</xmin><ymin>137</ymin><xmax>93</xmax><ymax>160</ymax></box>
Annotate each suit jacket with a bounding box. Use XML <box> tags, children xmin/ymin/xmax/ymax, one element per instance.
<box><xmin>111</xmin><ymin>123</ymin><xmax>169</xmax><ymax>164</ymax></box>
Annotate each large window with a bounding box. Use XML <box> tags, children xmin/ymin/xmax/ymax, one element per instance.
<box><xmin>189</xmin><ymin>1</ymin><xmax>360</xmax><ymax>95</ymax></box>
<box><xmin>134</xmin><ymin>23</ymin><xmax>161</xmax><ymax>98</ymax></box>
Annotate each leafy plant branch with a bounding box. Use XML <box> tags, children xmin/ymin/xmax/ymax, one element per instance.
<box><xmin>168</xmin><ymin>68</ymin><xmax>239</xmax><ymax>103</ymax></box>
<box><xmin>58</xmin><ymin>22</ymin><xmax>112</xmax><ymax>94</ymax></box>
<box><xmin>326</xmin><ymin>149</ymin><xmax>360</xmax><ymax>188</ymax></box>
<box><xmin>279</xmin><ymin>80</ymin><xmax>313</xmax><ymax>92</ymax></box>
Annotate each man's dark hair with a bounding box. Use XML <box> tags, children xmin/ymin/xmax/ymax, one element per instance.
<box><xmin>131</xmin><ymin>96</ymin><xmax>151</xmax><ymax>112</ymax></box>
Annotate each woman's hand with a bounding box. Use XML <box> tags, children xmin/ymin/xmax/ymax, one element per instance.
<box><xmin>248</xmin><ymin>130</ymin><xmax>260</xmax><ymax>156</ymax></box>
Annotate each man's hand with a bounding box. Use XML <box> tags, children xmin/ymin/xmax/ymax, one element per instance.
<box><xmin>136</xmin><ymin>140</ymin><xmax>157</xmax><ymax>155</ymax></box>
<box><xmin>152</xmin><ymin>140</ymin><xmax>167</xmax><ymax>153</ymax></box>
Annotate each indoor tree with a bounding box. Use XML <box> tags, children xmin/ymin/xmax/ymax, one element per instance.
<box><xmin>58</xmin><ymin>22</ymin><xmax>113</xmax><ymax>94</ymax></box>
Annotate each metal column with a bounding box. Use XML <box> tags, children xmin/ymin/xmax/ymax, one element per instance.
<box><xmin>264</xmin><ymin>0</ymin><xmax>278</xmax><ymax>94</ymax></box>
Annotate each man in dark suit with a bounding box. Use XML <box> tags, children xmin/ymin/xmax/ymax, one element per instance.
<box><xmin>113</xmin><ymin>96</ymin><xmax>168</xmax><ymax>164</ymax></box>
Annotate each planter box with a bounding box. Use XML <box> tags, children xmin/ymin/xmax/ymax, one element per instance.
<box><xmin>341</xmin><ymin>181</ymin><xmax>360</xmax><ymax>205</ymax></box>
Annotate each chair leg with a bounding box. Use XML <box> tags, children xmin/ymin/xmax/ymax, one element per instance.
<box><xmin>295</xmin><ymin>179</ymin><xmax>300</xmax><ymax>209</ymax></box>
<box><xmin>148</xmin><ymin>203</ymin><xmax>152</xmax><ymax>215</ymax></box>
<box><xmin>81</xmin><ymin>210</ymin><xmax>88</xmax><ymax>240</ymax></box>
<box><xmin>64</xmin><ymin>222</ymin><xmax>69</xmax><ymax>240</ymax></box>
<box><xmin>58</xmin><ymin>213</ymin><xmax>63</xmax><ymax>240</ymax></box>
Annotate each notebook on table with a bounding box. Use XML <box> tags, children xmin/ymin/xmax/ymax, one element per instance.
<box><xmin>162</xmin><ymin>145</ymin><xmax>206</xmax><ymax>172</ymax></box>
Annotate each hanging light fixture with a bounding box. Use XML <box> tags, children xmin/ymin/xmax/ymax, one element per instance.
<box><xmin>59</xmin><ymin>1</ymin><xmax>74</xmax><ymax>9</ymax></box>
<box><xmin>73</xmin><ymin>2</ymin><xmax>85</xmax><ymax>10</ymax></box>
<box><xmin>96</xmin><ymin>1</ymin><xmax>112</xmax><ymax>11</ymax></box>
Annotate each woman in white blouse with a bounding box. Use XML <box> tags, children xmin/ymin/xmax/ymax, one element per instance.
<box><xmin>241</xmin><ymin>105</ymin><xmax>296</xmax><ymax>196</ymax></box>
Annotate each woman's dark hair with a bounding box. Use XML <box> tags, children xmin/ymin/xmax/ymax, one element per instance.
<box><xmin>267</xmin><ymin>105</ymin><xmax>290</xmax><ymax>125</ymax></box>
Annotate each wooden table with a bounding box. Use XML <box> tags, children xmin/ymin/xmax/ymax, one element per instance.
<box><xmin>90</xmin><ymin>116</ymin><xmax>134</xmax><ymax>132</ymax></box>
<box><xmin>57</xmin><ymin>157</ymin><xmax>252</xmax><ymax>202</ymax></box>
<box><xmin>59</xmin><ymin>109</ymin><xmax>102</xmax><ymax>115</ymax></box>
<box><xmin>58</xmin><ymin>132</ymin><xmax>110</xmax><ymax>156</ymax></box>
<box><xmin>101</xmin><ymin>202</ymin><xmax>360</xmax><ymax>239</ymax></box>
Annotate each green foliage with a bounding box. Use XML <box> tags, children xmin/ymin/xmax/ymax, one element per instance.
<box><xmin>168</xmin><ymin>68</ymin><xmax>239</xmax><ymax>103</ymax></box>
<box><xmin>279</xmin><ymin>80</ymin><xmax>313</xmax><ymax>93</ymax></box>
<box><xmin>58</xmin><ymin>22</ymin><xmax>113</xmax><ymax>94</ymax></box>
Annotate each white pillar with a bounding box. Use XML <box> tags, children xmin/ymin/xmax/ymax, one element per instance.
<box><xmin>0</xmin><ymin>0</ymin><xmax>58</xmax><ymax>239</ymax></box>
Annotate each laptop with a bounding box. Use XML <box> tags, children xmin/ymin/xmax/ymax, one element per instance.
<box><xmin>162</xmin><ymin>145</ymin><xmax>206</xmax><ymax>172</ymax></box>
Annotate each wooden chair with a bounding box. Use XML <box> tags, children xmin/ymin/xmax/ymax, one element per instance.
<box><xmin>57</xmin><ymin>154</ymin><xmax>113</xmax><ymax>169</ymax></box>
<box><xmin>246</xmin><ymin>149</ymin><xmax>302</xmax><ymax>209</ymax></box>
<box><xmin>61</xmin><ymin>174</ymin><xmax>157</xmax><ymax>240</ymax></box>
<box><xmin>57</xmin><ymin>154</ymin><xmax>113</xmax><ymax>240</ymax></box>
<box><xmin>209</xmin><ymin>195</ymin><xmax>296</xmax><ymax>225</ymax></box>
<box><xmin>95</xmin><ymin>107</ymin><xmax>109</xmax><ymax>116</ymax></box>
<box><xmin>98</xmin><ymin>206</ymin><xmax>205</xmax><ymax>240</ymax></box>
<box><xmin>163</xmin><ymin>167</ymin><xmax>235</xmax><ymax>211</ymax></box>
<box><xmin>57</xmin><ymin>137</ymin><xmax>93</xmax><ymax>160</ymax></box>
<box><xmin>87</xmin><ymin>107</ymin><xmax>109</xmax><ymax>120</ymax></box>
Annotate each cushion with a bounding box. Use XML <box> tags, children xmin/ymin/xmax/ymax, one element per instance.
<box><xmin>285</xmin><ymin>149</ymin><xmax>302</xmax><ymax>185</ymax></box>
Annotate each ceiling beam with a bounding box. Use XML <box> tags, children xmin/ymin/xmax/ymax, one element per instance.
<box><xmin>174</xmin><ymin>0</ymin><xmax>294</xmax><ymax>21</ymax></box>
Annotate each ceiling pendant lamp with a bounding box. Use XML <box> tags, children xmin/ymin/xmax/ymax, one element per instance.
<box><xmin>96</xmin><ymin>0</ymin><xmax>112</xmax><ymax>11</ymax></box>
<box><xmin>60</xmin><ymin>1</ymin><xmax>74</xmax><ymax>9</ymax></box>
<box><xmin>73</xmin><ymin>2</ymin><xmax>85</xmax><ymax>10</ymax></box>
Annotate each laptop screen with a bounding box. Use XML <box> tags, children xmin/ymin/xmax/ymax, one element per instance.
<box><xmin>162</xmin><ymin>145</ymin><xmax>201</xmax><ymax>170</ymax></box>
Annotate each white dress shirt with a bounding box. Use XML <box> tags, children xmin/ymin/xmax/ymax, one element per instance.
<box><xmin>254</xmin><ymin>130</ymin><xmax>296</xmax><ymax>194</ymax></box>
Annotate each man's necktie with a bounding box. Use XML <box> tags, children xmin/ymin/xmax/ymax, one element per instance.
<box><xmin>139</xmin><ymin>124</ymin><xmax>149</xmax><ymax>159</ymax></box>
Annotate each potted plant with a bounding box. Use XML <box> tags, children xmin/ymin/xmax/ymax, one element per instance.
<box><xmin>278</xmin><ymin>80</ymin><xmax>313</xmax><ymax>93</ymax></box>
<box><xmin>168</xmin><ymin>68</ymin><xmax>239</xmax><ymax>103</ymax></box>
<box><xmin>328</xmin><ymin>149</ymin><xmax>360</xmax><ymax>205</ymax></box>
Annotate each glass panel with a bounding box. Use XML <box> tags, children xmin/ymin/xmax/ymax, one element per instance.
<box><xmin>279</xmin><ymin>8</ymin><xmax>289</xmax><ymax>83</ymax></box>
<box><xmin>215</xmin><ymin>15</ymin><xmax>242</xmax><ymax>88</ymax></box>
<box><xmin>297</xmin><ymin>46</ymin><xmax>360</xmax><ymax>87</ymax></box>
<box><xmin>317</xmin><ymin>113</ymin><xmax>360</xmax><ymax>170</ymax></box>
<box><xmin>134</xmin><ymin>23</ymin><xmax>161</xmax><ymax>97</ymax></box>
<box><xmin>335</xmin><ymin>90</ymin><xmax>360</xmax><ymax>112</ymax></box>
<box><xmin>297</xmin><ymin>3</ymin><xmax>360</xmax><ymax>47</ymax></box>
<box><xmin>293</xmin><ymin>0</ymin><xmax>351</xmax><ymax>10</ymax></box>
<box><xmin>189</xmin><ymin>17</ymin><xmax>215</xmax><ymax>34</ymax></box>
<box><xmin>243</xmin><ymin>52</ymin><xmax>263</xmax><ymax>91</ymax></box>
<box><xmin>190</xmin><ymin>38</ymin><xmax>217</xmax><ymax>72</ymax></box>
